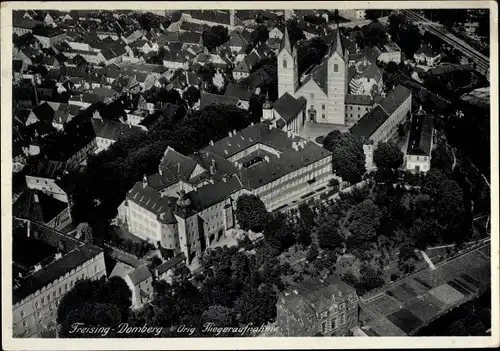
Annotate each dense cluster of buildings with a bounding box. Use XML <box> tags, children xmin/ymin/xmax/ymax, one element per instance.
<box><xmin>11</xmin><ymin>8</ymin><xmax>443</xmax><ymax>338</ymax></box>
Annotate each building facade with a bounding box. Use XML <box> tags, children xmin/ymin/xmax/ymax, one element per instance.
<box><xmin>12</xmin><ymin>219</ymin><xmax>106</xmax><ymax>338</ymax></box>
<box><xmin>276</xmin><ymin>276</ymin><xmax>360</xmax><ymax>336</ymax></box>
<box><xmin>350</xmin><ymin>85</ymin><xmax>412</xmax><ymax>170</ymax></box>
<box><xmin>277</xmin><ymin>27</ymin><xmax>349</xmax><ymax>126</ymax></box>
<box><xmin>406</xmin><ymin>113</ymin><xmax>434</xmax><ymax>173</ymax></box>
<box><xmin>118</xmin><ymin>123</ymin><xmax>335</xmax><ymax>263</ymax></box>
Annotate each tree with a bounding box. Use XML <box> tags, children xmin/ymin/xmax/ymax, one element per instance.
<box><xmin>306</xmin><ymin>245</ymin><xmax>319</xmax><ymax>262</ymax></box>
<box><xmin>358</xmin><ymin>263</ymin><xmax>385</xmax><ymax>293</ymax></box>
<box><xmin>297</xmin><ymin>37</ymin><xmax>328</xmax><ymax>76</ymax></box>
<box><xmin>298</xmin><ymin>203</ymin><xmax>315</xmax><ymax>228</ymax></box>
<box><xmin>348</xmin><ymin>199</ymin><xmax>382</xmax><ymax>243</ymax></box>
<box><xmin>57</xmin><ymin>277</ymin><xmax>132</xmax><ymax>337</ymax></box>
<box><xmin>323</xmin><ymin>131</ymin><xmax>366</xmax><ymax>183</ymax></box>
<box><xmin>202</xmin><ymin>305</ymin><xmax>235</xmax><ymax>329</ymax></box>
<box><xmin>80</xmin><ymin>223</ymin><xmax>94</xmax><ymax>244</ymax></box>
<box><xmin>286</xmin><ymin>19</ymin><xmax>306</xmax><ymax>46</ymax></box>
<box><xmin>235</xmin><ymin>194</ymin><xmax>268</xmax><ymax>232</ymax></box>
<box><xmin>250</xmin><ymin>25</ymin><xmax>270</xmax><ymax>45</ymax></box>
<box><xmin>203</xmin><ymin>25</ymin><xmax>230</xmax><ymax>51</ymax></box>
<box><xmin>317</xmin><ymin>219</ymin><xmax>343</xmax><ymax>250</ymax></box>
<box><xmin>172</xmin><ymin>264</ymin><xmax>192</xmax><ymax>283</ymax></box>
<box><xmin>373</xmin><ymin>142</ymin><xmax>404</xmax><ymax>170</ymax></box>
<box><xmin>263</xmin><ymin>212</ymin><xmax>296</xmax><ymax>253</ymax></box>
<box><xmin>183</xmin><ymin>86</ymin><xmax>201</xmax><ymax>107</ymax></box>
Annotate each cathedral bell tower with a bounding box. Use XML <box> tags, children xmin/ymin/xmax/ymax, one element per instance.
<box><xmin>277</xmin><ymin>27</ymin><xmax>299</xmax><ymax>99</ymax></box>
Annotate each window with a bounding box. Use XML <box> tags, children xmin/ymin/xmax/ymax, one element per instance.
<box><xmin>322</xmin><ymin>104</ymin><xmax>325</xmax><ymax>110</ymax></box>
<box><xmin>65</xmin><ymin>283</ymin><xmax>68</xmax><ymax>291</ymax></box>
<box><xmin>416</xmin><ymin>156</ymin><xmax>420</xmax><ymax>161</ymax></box>
<box><xmin>321</xmin><ymin>322</ymin><xmax>326</xmax><ymax>334</ymax></box>
<box><xmin>53</xmin><ymin>291</ymin><xmax>56</xmax><ymax>298</ymax></box>
<box><xmin>47</xmin><ymin>294</ymin><xmax>51</xmax><ymax>301</ymax></box>
<box><xmin>37</xmin><ymin>312</ymin><xmax>42</xmax><ymax>318</ymax></box>
<box><xmin>41</xmin><ymin>297</ymin><xmax>45</xmax><ymax>304</ymax></box>
<box><xmin>358</xmin><ymin>107</ymin><xmax>360</xmax><ymax>110</ymax></box>
<box><xmin>331</xmin><ymin>319</ymin><xmax>336</xmax><ymax>329</ymax></box>
<box><xmin>322</xmin><ymin>114</ymin><xmax>326</xmax><ymax>119</ymax></box>
<box><xmin>283</xmin><ymin>59</ymin><xmax>287</xmax><ymax>68</ymax></box>
<box><xmin>59</xmin><ymin>287</ymin><xmax>63</xmax><ymax>294</ymax></box>
<box><xmin>334</xmin><ymin>64</ymin><xmax>338</xmax><ymax>72</ymax></box>
<box><xmin>23</xmin><ymin>321</ymin><xmax>27</xmax><ymax>327</ymax></box>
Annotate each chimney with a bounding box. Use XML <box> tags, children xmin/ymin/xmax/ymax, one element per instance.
<box><xmin>233</xmin><ymin>129</ymin><xmax>236</xmax><ymax>136</ymax></box>
<box><xmin>209</xmin><ymin>140</ymin><xmax>214</xmax><ymax>146</ymax></box>
<box><xmin>251</xmin><ymin>122</ymin><xmax>254</xmax><ymax>126</ymax></box>
<box><xmin>142</xmin><ymin>174</ymin><xmax>148</xmax><ymax>188</ymax></box>
<box><xmin>268</xmin><ymin>123</ymin><xmax>272</xmax><ymax>130</ymax></box>
<box><xmin>229</xmin><ymin>131</ymin><xmax>233</xmax><ymax>137</ymax></box>
<box><xmin>264</xmin><ymin>155</ymin><xmax>270</xmax><ymax>162</ymax></box>
<box><xmin>34</xmin><ymin>263</ymin><xmax>42</xmax><ymax>272</ymax></box>
<box><xmin>34</xmin><ymin>194</ymin><xmax>39</xmax><ymax>203</ymax></box>
<box><xmin>293</xmin><ymin>289</ymin><xmax>298</xmax><ymax>295</ymax></box>
<box><xmin>55</xmin><ymin>252</ymin><xmax>62</xmax><ymax>260</ymax></box>
<box><xmin>222</xmin><ymin>174</ymin><xmax>228</xmax><ymax>182</ymax></box>
<box><xmin>210</xmin><ymin>159</ymin><xmax>216</xmax><ymax>175</ymax></box>
<box><xmin>237</xmin><ymin>163</ymin><xmax>242</xmax><ymax>170</ymax></box>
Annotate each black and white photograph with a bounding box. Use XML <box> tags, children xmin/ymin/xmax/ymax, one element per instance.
<box><xmin>1</xmin><ymin>1</ymin><xmax>498</xmax><ymax>349</ymax></box>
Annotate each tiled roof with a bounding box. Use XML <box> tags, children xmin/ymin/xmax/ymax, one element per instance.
<box><xmin>180</xmin><ymin>21</ymin><xmax>211</xmax><ymax>33</ymax></box>
<box><xmin>224</xmin><ymin>83</ymin><xmax>253</xmax><ymax>101</ymax></box>
<box><xmin>185</xmin><ymin>10</ymin><xmax>231</xmax><ymax>25</ymax></box>
<box><xmin>91</xmin><ymin>119</ymin><xmax>145</xmax><ymax>141</ymax></box>
<box><xmin>233</xmin><ymin>59</ymin><xmax>251</xmax><ymax>73</ymax></box>
<box><xmin>414</xmin><ymin>44</ymin><xmax>440</xmax><ymax>58</ymax></box>
<box><xmin>378</xmin><ymin>85</ymin><xmax>412</xmax><ymax>116</ymax></box>
<box><xmin>126</xmin><ymin>182</ymin><xmax>178</xmax><ymax>224</ymax></box>
<box><xmin>272</xmin><ymin>92</ymin><xmax>306</xmax><ymax>123</ymax></box>
<box><xmin>282</xmin><ymin>275</ymin><xmax>357</xmax><ymax>315</ymax></box>
<box><xmin>345</xmin><ymin>94</ymin><xmax>373</xmax><ymax>106</ymax></box>
<box><xmin>179</xmin><ymin>31</ymin><xmax>203</xmax><ymax>45</ymax></box>
<box><xmin>349</xmin><ymin>105</ymin><xmax>390</xmax><ymax>143</ymax></box>
<box><xmin>127</xmin><ymin>265</ymin><xmax>152</xmax><ymax>286</ymax></box>
<box><xmin>202</xmin><ymin>123</ymin><xmax>332</xmax><ymax>190</ymax></box>
<box><xmin>159</xmin><ymin>146</ymin><xmax>199</xmax><ymax>182</ymax></box>
<box><xmin>224</xmin><ymin>31</ymin><xmax>247</xmax><ymax>48</ymax></box>
<box><xmin>406</xmin><ymin>114</ymin><xmax>434</xmax><ymax>156</ymax></box>
<box><xmin>13</xmin><ymin>189</ymin><xmax>68</xmax><ymax>224</ymax></box>
<box><xmin>200</xmin><ymin>92</ymin><xmax>240</xmax><ymax>109</ymax></box>
<box><xmin>156</xmin><ymin>253</ymin><xmax>186</xmax><ymax>275</ymax></box>
<box><xmin>12</xmin><ymin>219</ymin><xmax>103</xmax><ymax>304</ymax></box>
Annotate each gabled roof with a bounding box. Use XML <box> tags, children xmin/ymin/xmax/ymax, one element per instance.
<box><xmin>128</xmin><ymin>265</ymin><xmax>152</xmax><ymax>286</ymax></box>
<box><xmin>156</xmin><ymin>253</ymin><xmax>186</xmax><ymax>275</ymax></box>
<box><xmin>126</xmin><ymin>181</ymin><xmax>178</xmax><ymax>224</ymax></box>
<box><xmin>272</xmin><ymin>92</ymin><xmax>306</xmax><ymax>123</ymax></box>
<box><xmin>224</xmin><ymin>83</ymin><xmax>253</xmax><ymax>101</ymax></box>
<box><xmin>159</xmin><ymin>146</ymin><xmax>199</xmax><ymax>181</ymax></box>
<box><xmin>406</xmin><ymin>114</ymin><xmax>434</xmax><ymax>156</ymax></box>
<box><xmin>200</xmin><ymin>92</ymin><xmax>241</xmax><ymax>109</ymax></box>
<box><xmin>378</xmin><ymin>85</ymin><xmax>412</xmax><ymax>116</ymax></box>
<box><xmin>13</xmin><ymin>189</ymin><xmax>67</xmax><ymax>224</ymax></box>
<box><xmin>349</xmin><ymin>105</ymin><xmax>390</xmax><ymax>143</ymax></box>
<box><xmin>414</xmin><ymin>44</ymin><xmax>440</xmax><ymax>58</ymax></box>
<box><xmin>224</xmin><ymin>31</ymin><xmax>247</xmax><ymax>48</ymax></box>
<box><xmin>91</xmin><ymin>119</ymin><xmax>145</xmax><ymax>141</ymax></box>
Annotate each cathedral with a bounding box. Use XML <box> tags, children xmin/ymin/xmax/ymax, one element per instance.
<box><xmin>263</xmin><ymin>26</ymin><xmax>384</xmax><ymax>132</ymax></box>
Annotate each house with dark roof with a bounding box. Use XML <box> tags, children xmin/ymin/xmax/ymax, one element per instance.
<box><xmin>154</xmin><ymin>253</ymin><xmax>187</xmax><ymax>283</ymax></box>
<box><xmin>13</xmin><ymin>189</ymin><xmax>72</xmax><ymax>230</ymax></box>
<box><xmin>223</xmin><ymin>83</ymin><xmax>255</xmax><ymax>109</ymax></box>
<box><xmin>276</xmin><ymin>275</ymin><xmax>359</xmax><ymax>336</ymax></box>
<box><xmin>91</xmin><ymin>118</ymin><xmax>146</xmax><ymax>153</ymax></box>
<box><xmin>44</xmin><ymin>117</ymin><xmax>97</xmax><ymax>166</ymax></box>
<box><xmin>350</xmin><ymin>84</ymin><xmax>412</xmax><ymax>169</ymax></box>
<box><xmin>12</xmin><ymin>219</ymin><xmax>106</xmax><ymax>338</ymax></box>
<box><xmin>32</xmin><ymin>27</ymin><xmax>67</xmax><ymax>48</ymax></box>
<box><xmin>123</xmin><ymin>265</ymin><xmax>154</xmax><ymax>310</ymax></box>
<box><xmin>414</xmin><ymin>44</ymin><xmax>442</xmax><ymax>67</ymax></box>
<box><xmin>261</xmin><ymin>92</ymin><xmax>307</xmax><ymax>133</ymax></box>
<box><xmin>223</xmin><ymin>30</ymin><xmax>248</xmax><ymax>53</ymax></box>
<box><xmin>118</xmin><ymin>122</ymin><xmax>336</xmax><ymax>263</ymax></box>
<box><xmin>345</xmin><ymin>94</ymin><xmax>375</xmax><ymax>125</ymax></box>
<box><xmin>406</xmin><ymin>113</ymin><xmax>434</xmax><ymax>173</ymax></box>
<box><xmin>199</xmin><ymin>92</ymin><xmax>245</xmax><ymax>110</ymax></box>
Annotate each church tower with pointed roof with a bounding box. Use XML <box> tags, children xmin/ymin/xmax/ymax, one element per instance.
<box><xmin>277</xmin><ymin>27</ymin><xmax>299</xmax><ymax>99</ymax></box>
<box><xmin>326</xmin><ymin>29</ymin><xmax>349</xmax><ymax>125</ymax></box>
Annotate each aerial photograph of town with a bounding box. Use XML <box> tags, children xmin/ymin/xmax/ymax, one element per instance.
<box><xmin>7</xmin><ymin>5</ymin><xmax>493</xmax><ymax>341</ymax></box>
